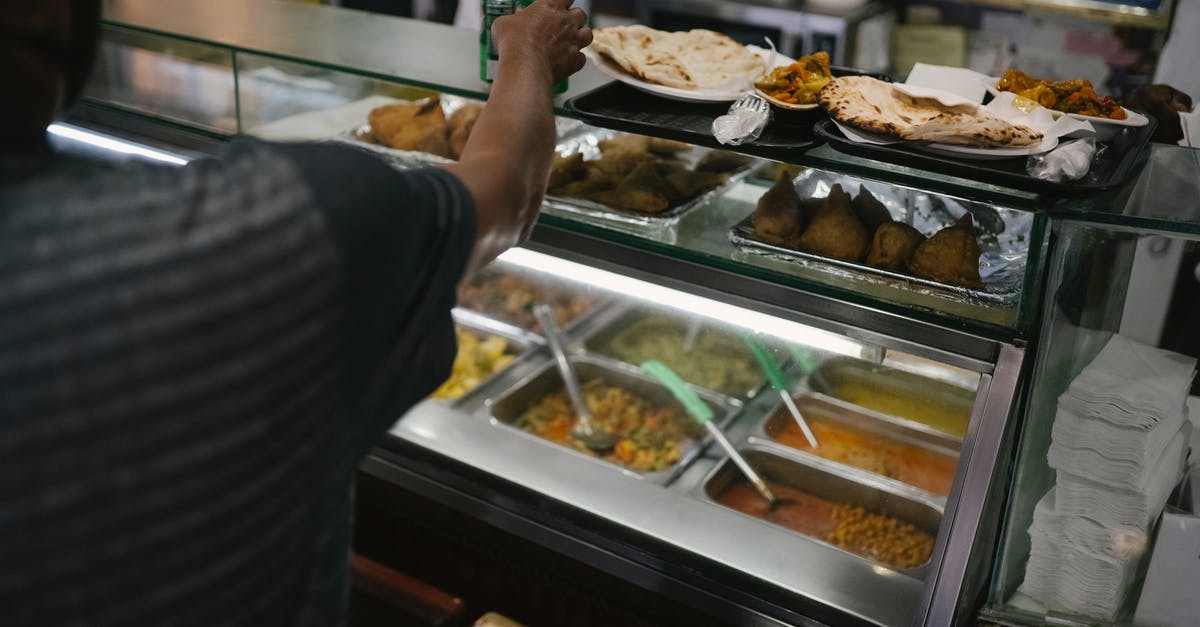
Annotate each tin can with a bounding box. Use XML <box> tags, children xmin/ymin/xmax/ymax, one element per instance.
<box><xmin>479</xmin><ymin>0</ymin><xmax>515</xmax><ymax>83</ymax></box>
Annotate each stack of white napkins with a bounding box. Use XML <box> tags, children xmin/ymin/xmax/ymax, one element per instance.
<box><xmin>1020</xmin><ymin>334</ymin><xmax>1196</xmax><ymax>622</ymax></box>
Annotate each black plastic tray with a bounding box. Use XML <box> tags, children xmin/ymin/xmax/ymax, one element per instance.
<box><xmin>564</xmin><ymin>69</ymin><xmax>889</xmax><ymax>162</ymax></box>
<box><xmin>813</xmin><ymin>118</ymin><xmax>1157</xmax><ymax>195</ymax></box>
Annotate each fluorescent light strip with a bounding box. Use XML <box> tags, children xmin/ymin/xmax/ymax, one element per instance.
<box><xmin>498</xmin><ymin>247</ymin><xmax>863</xmax><ymax>358</ymax></box>
<box><xmin>47</xmin><ymin>123</ymin><xmax>190</xmax><ymax>166</ymax></box>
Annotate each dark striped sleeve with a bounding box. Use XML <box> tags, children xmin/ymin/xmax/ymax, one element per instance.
<box><xmin>268</xmin><ymin>141</ymin><xmax>476</xmax><ymax>448</ymax></box>
<box><xmin>0</xmin><ymin>137</ymin><xmax>472</xmax><ymax>627</ymax></box>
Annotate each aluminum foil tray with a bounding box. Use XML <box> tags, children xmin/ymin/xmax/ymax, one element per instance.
<box><xmin>542</xmin><ymin>126</ymin><xmax>760</xmax><ymax>228</ymax></box>
<box><xmin>333</xmin><ymin>93</ymin><xmax>584</xmax><ymax>167</ymax></box>
<box><xmin>728</xmin><ymin>168</ymin><xmax>1033</xmax><ymax>305</ymax></box>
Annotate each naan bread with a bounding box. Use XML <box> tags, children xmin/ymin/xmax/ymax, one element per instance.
<box><xmin>589</xmin><ymin>25</ymin><xmax>764</xmax><ymax>90</ymax></box>
<box><xmin>819</xmin><ymin>76</ymin><xmax>1042</xmax><ymax>147</ymax></box>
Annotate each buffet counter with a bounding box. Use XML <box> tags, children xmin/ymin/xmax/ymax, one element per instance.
<box><xmin>74</xmin><ymin>2</ymin><xmax>1200</xmax><ymax>626</ymax></box>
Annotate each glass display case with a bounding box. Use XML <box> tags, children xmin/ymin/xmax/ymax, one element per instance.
<box><xmin>71</xmin><ymin>1</ymin><xmax>1199</xmax><ymax>625</ymax></box>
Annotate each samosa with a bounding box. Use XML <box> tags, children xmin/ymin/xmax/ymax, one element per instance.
<box><xmin>795</xmin><ymin>184</ymin><xmax>869</xmax><ymax>261</ymax></box>
<box><xmin>589</xmin><ymin>162</ymin><xmax>672</xmax><ymax>214</ymax></box>
<box><xmin>908</xmin><ymin>213</ymin><xmax>985</xmax><ymax>288</ymax></box>
<box><xmin>753</xmin><ymin>170</ymin><xmax>805</xmax><ymax>246</ymax></box>
<box><xmin>866</xmin><ymin>222</ymin><xmax>925</xmax><ymax>271</ymax></box>
<box><xmin>852</xmin><ymin>187</ymin><xmax>893</xmax><ymax>236</ymax></box>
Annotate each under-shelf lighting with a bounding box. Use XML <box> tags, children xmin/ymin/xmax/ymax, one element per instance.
<box><xmin>498</xmin><ymin>247</ymin><xmax>863</xmax><ymax>358</ymax></box>
<box><xmin>47</xmin><ymin>123</ymin><xmax>190</xmax><ymax>166</ymax></box>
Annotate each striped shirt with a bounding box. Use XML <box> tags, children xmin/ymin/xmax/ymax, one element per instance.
<box><xmin>0</xmin><ymin>138</ymin><xmax>475</xmax><ymax>626</ymax></box>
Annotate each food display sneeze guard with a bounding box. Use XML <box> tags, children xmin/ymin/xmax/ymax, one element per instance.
<box><xmin>385</xmin><ymin>247</ymin><xmax>1017</xmax><ymax>627</ymax></box>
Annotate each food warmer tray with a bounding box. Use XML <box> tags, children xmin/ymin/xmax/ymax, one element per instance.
<box><xmin>727</xmin><ymin>168</ymin><xmax>1033</xmax><ymax>305</ymax></box>
<box><xmin>697</xmin><ymin>444</ymin><xmax>944</xmax><ymax>578</ymax></box>
<box><xmin>442</xmin><ymin>310</ymin><xmax>545</xmax><ymax>408</ymax></box>
<box><xmin>563</xmin><ymin>68</ymin><xmax>890</xmax><ymax>163</ymax></box>
<box><xmin>485</xmin><ymin>353</ymin><xmax>742</xmax><ymax>486</ymax></box>
<box><xmin>541</xmin><ymin>127</ymin><xmax>758</xmax><ymax>229</ymax></box>
<box><xmin>813</xmin><ymin>117</ymin><xmax>1158</xmax><ymax>195</ymax></box>
<box><xmin>577</xmin><ymin>304</ymin><xmax>782</xmax><ymax>400</ymax></box>
<box><xmin>748</xmin><ymin>393</ymin><xmax>961</xmax><ymax>504</ymax></box>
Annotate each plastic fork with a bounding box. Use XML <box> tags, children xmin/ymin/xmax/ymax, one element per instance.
<box><xmin>730</xmin><ymin>92</ymin><xmax>769</xmax><ymax>117</ymax></box>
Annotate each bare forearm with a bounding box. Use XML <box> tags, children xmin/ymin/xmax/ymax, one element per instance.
<box><xmin>438</xmin><ymin>0</ymin><xmax>590</xmax><ymax>274</ymax></box>
<box><xmin>440</xmin><ymin>62</ymin><xmax>554</xmax><ymax>272</ymax></box>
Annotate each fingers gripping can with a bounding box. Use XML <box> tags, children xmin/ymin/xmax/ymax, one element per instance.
<box><xmin>480</xmin><ymin>0</ymin><xmax>581</xmax><ymax>94</ymax></box>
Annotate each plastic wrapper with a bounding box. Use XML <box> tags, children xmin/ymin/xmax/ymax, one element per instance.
<box><xmin>1027</xmin><ymin>138</ymin><xmax>1102</xmax><ymax>182</ymax></box>
<box><xmin>712</xmin><ymin>98</ymin><xmax>771</xmax><ymax>146</ymax></box>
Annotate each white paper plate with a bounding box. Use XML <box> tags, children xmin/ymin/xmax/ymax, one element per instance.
<box><xmin>834</xmin><ymin>120</ymin><xmax>1059</xmax><ymax>160</ymax></box>
<box><xmin>916</xmin><ymin>136</ymin><xmax>1060</xmax><ymax>160</ymax></box>
<box><xmin>583</xmin><ymin>45</ymin><xmax>792</xmax><ymax>103</ymax></box>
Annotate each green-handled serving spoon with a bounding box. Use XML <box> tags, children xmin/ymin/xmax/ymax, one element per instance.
<box><xmin>641</xmin><ymin>360</ymin><xmax>776</xmax><ymax>506</ymax></box>
<box><xmin>739</xmin><ymin>331</ymin><xmax>819</xmax><ymax>449</ymax></box>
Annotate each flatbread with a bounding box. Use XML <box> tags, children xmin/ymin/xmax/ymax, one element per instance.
<box><xmin>819</xmin><ymin>76</ymin><xmax>1042</xmax><ymax>147</ymax></box>
<box><xmin>589</xmin><ymin>25</ymin><xmax>764</xmax><ymax>90</ymax></box>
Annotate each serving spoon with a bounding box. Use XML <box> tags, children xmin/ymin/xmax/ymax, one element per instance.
<box><xmin>640</xmin><ymin>360</ymin><xmax>776</xmax><ymax>506</ymax></box>
<box><xmin>533</xmin><ymin>304</ymin><xmax>619</xmax><ymax>452</ymax></box>
<box><xmin>740</xmin><ymin>331</ymin><xmax>819</xmax><ymax>450</ymax></box>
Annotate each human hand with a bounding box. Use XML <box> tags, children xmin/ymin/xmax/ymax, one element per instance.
<box><xmin>492</xmin><ymin>0</ymin><xmax>592</xmax><ymax>84</ymax></box>
<box><xmin>1127</xmin><ymin>84</ymin><xmax>1193</xmax><ymax>144</ymax></box>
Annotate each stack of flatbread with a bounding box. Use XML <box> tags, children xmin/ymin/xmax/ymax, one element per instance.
<box><xmin>819</xmin><ymin>76</ymin><xmax>1043</xmax><ymax>147</ymax></box>
<box><xmin>589</xmin><ymin>25</ymin><xmax>764</xmax><ymax>91</ymax></box>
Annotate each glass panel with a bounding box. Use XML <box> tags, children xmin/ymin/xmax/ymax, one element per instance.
<box><xmin>234</xmin><ymin>52</ymin><xmax>442</xmax><ymax>139</ymax></box>
<box><xmin>399</xmin><ymin>247</ymin><xmax>987</xmax><ymax>627</ymax></box>
<box><xmin>987</xmin><ymin>220</ymin><xmax>1200</xmax><ymax>625</ymax></box>
<box><xmin>1049</xmin><ymin>145</ymin><xmax>1200</xmax><ymax>233</ymax></box>
<box><xmin>85</xmin><ymin>26</ymin><xmax>238</xmax><ymax>134</ymax></box>
<box><xmin>541</xmin><ymin>159</ymin><xmax>1047</xmax><ymax>334</ymax></box>
<box><xmin>94</xmin><ymin>3</ymin><xmax>1056</xmax><ymax>335</ymax></box>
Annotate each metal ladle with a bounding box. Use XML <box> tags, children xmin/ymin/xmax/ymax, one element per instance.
<box><xmin>533</xmin><ymin>304</ymin><xmax>619</xmax><ymax>452</ymax></box>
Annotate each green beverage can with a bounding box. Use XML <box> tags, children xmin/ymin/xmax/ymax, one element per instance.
<box><xmin>514</xmin><ymin>0</ymin><xmax>570</xmax><ymax>94</ymax></box>
<box><xmin>480</xmin><ymin>0</ymin><xmax>515</xmax><ymax>83</ymax></box>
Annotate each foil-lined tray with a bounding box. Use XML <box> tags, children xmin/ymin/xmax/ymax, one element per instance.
<box><xmin>542</xmin><ymin>126</ymin><xmax>760</xmax><ymax>228</ymax></box>
<box><xmin>333</xmin><ymin>93</ymin><xmax>584</xmax><ymax>168</ymax></box>
<box><xmin>728</xmin><ymin>168</ymin><xmax>1033</xmax><ymax>305</ymax></box>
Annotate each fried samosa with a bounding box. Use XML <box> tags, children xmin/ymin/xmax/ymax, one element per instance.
<box><xmin>851</xmin><ymin>187</ymin><xmax>893</xmax><ymax>235</ymax></box>
<box><xmin>548</xmin><ymin>153</ymin><xmax>587</xmax><ymax>189</ymax></box>
<box><xmin>753</xmin><ymin>170</ymin><xmax>806</xmax><ymax>246</ymax></box>
<box><xmin>663</xmin><ymin>169</ymin><xmax>728</xmax><ymax>201</ymax></box>
<box><xmin>558</xmin><ymin>177</ymin><xmax>611</xmax><ymax>198</ymax></box>
<box><xmin>695</xmin><ymin>150</ymin><xmax>754</xmax><ymax>173</ymax></box>
<box><xmin>367</xmin><ymin>98</ymin><xmax>451</xmax><ymax>157</ymax></box>
<box><xmin>589</xmin><ymin>162</ymin><xmax>672</xmax><ymax>213</ymax></box>
<box><xmin>907</xmin><ymin>214</ymin><xmax>984</xmax><ymax>288</ymax></box>
<box><xmin>448</xmin><ymin>104</ymin><xmax>483</xmax><ymax>159</ymax></box>
<box><xmin>866</xmin><ymin>222</ymin><xmax>925</xmax><ymax>271</ymax></box>
<box><xmin>795</xmin><ymin>184</ymin><xmax>869</xmax><ymax>261</ymax></box>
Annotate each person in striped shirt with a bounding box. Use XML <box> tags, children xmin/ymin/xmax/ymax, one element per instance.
<box><xmin>0</xmin><ymin>1</ymin><xmax>592</xmax><ymax>625</ymax></box>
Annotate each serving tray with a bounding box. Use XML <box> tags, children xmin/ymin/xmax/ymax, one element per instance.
<box><xmin>541</xmin><ymin>127</ymin><xmax>758</xmax><ymax>228</ymax></box>
<box><xmin>728</xmin><ymin>168</ymin><xmax>1032</xmax><ymax>305</ymax></box>
<box><xmin>814</xmin><ymin>117</ymin><xmax>1157</xmax><ymax>195</ymax></box>
<box><xmin>564</xmin><ymin>68</ymin><xmax>890</xmax><ymax>162</ymax></box>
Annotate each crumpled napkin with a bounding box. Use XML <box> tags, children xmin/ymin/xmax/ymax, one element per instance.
<box><xmin>1180</xmin><ymin>108</ymin><xmax>1200</xmax><ymax>147</ymax></box>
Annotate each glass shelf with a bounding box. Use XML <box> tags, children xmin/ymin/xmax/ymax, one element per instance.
<box><xmin>88</xmin><ymin>0</ymin><xmax>1200</xmax><ymax>341</ymax></box>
